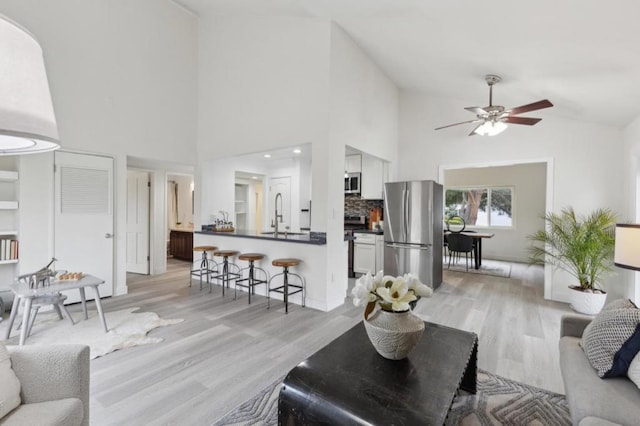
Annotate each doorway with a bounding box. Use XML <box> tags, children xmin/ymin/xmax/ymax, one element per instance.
<box><xmin>167</xmin><ymin>173</ymin><xmax>194</xmax><ymax>262</ymax></box>
<box><xmin>439</xmin><ymin>158</ymin><xmax>553</xmax><ymax>299</ymax></box>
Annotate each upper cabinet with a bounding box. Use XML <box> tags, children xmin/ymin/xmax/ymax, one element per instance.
<box><xmin>345</xmin><ymin>154</ymin><xmax>362</xmax><ymax>173</ymax></box>
<box><xmin>361</xmin><ymin>154</ymin><xmax>388</xmax><ymax>200</ymax></box>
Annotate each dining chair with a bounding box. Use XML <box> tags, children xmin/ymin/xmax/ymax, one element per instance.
<box><xmin>446</xmin><ymin>233</ymin><xmax>474</xmax><ymax>271</ymax></box>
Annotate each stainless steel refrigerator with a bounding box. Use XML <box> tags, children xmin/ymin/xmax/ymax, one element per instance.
<box><xmin>383</xmin><ymin>180</ymin><xmax>443</xmax><ymax>290</ymax></box>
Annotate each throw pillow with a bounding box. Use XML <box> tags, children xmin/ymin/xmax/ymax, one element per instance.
<box><xmin>602</xmin><ymin>298</ymin><xmax>637</xmax><ymax>311</ymax></box>
<box><xmin>0</xmin><ymin>341</ymin><xmax>21</xmax><ymax>419</ymax></box>
<box><xmin>581</xmin><ymin>299</ymin><xmax>640</xmax><ymax>378</ymax></box>
<box><xmin>629</xmin><ymin>351</ymin><xmax>640</xmax><ymax>389</ymax></box>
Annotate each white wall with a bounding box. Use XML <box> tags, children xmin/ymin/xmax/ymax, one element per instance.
<box><xmin>325</xmin><ymin>24</ymin><xmax>400</xmax><ymax>308</ymax></box>
<box><xmin>401</xmin><ymin>91</ymin><xmax>625</xmax><ymax>303</ymax></box>
<box><xmin>444</xmin><ymin>163</ymin><xmax>547</xmax><ymax>263</ymax></box>
<box><xmin>195</xmin><ymin>16</ymin><xmax>399</xmax><ymax>310</ymax></box>
<box><xmin>2</xmin><ymin>0</ymin><xmax>198</xmax><ymax>295</ymax></box>
<box><xmin>622</xmin><ymin>114</ymin><xmax>640</xmax><ymax>305</ymax></box>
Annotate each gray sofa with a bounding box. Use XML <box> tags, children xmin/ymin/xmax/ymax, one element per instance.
<box><xmin>560</xmin><ymin>315</ymin><xmax>640</xmax><ymax>426</ymax></box>
<box><xmin>1</xmin><ymin>344</ymin><xmax>89</xmax><ymax>426</ymax></box>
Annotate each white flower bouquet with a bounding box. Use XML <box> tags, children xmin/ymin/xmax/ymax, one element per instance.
<box><xmin>351</xmin><ymin>271</ymin><xmax>433</xmax><ymax>320</ymax></box>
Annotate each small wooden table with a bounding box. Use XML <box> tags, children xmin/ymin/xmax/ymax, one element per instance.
<box><xmin>279</xmin><ymin>321</ymin><xmax>478</xmax><ymax>425</ymax></box>
<box><xmin>445</xmin><ymin>231</ymin><xmax>494</xmax><ymax>269</ymax></box>
<box><xmin>5</xmin><ymin>274</ymin><xmax>109</xmax><ymax>345</ymax></box>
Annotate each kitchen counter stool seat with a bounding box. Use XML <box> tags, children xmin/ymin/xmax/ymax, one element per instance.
<box><xmin>268</xmin><ymin>258</ymin><xmax>305</xmax><ymax>314</ymax></box>
<box><xmin>212</xmin><ymin>250</ymin><xmax>241</xmax><ymax>296</ymax></box>
<box><xmin>190</xmin><ymin>245</ymin><xmax>219</xmax><ymax>292</ymax></box>
<box><xmin>235</xmin><ymin>253</ymin><xmax>269</xmax><ymax>304</ymax></box>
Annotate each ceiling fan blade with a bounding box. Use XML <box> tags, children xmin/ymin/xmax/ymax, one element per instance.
<box><xmin>435</xmin><ymin>119</ymin><xmax>481</xmax><ymax>131</ymax></box>
<box><xmin>503</xmin><ymin>116</ymin><xmax>542</xmax><ymax>126</ymax></box>
<box><xmin>464</xmin><ymin>106</ymin><xmax>487</xmax><ymax>115</ymax></box>
<box><xmin>468</xmin><ymin>124</ymin><xmax>484</xmax><ymax>136</ymax></box>
<box><xmin>508</xmin><ymin>99</ymin><xmax>553</xmax><ymax>115</ymax></box>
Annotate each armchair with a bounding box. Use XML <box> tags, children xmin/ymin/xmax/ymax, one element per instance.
<box><xmin>2</xmin><ymin>344</ymin><xmax>89</xmax><ymax>426</ymax></box>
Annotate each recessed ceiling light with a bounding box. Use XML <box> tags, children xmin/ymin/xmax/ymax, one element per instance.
<box><xmin>263</xmin><ymin>154</ymin><xmax>271</xmax><ymax>158</ymax></box>
<box><xmin>252</xmin><ymin>176</ymin><xmax>258</xmax><ymax>180</ymax></box>
<box><xmin>293</xmin><ymin>149</ymin><xmax>301</xmax><ymax>154</ymax></box>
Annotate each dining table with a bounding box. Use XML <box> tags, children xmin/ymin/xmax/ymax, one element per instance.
<box><xmin>445</xmin><ymin>231</ymin><xmax>495</xmax><ymax>269</ymax></box>
<box><xmin>5</xmin><ymin>274</ymin><xmax>109</xmax><ymax>345</ymax></box>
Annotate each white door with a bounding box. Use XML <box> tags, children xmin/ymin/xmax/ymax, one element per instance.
<box><xmin>269</xmin><ymin>177</ymin><xmax>291</xmax><ymax>231</ymax></box>
<box><xmin>55</xmin><ymin>152</ymin><xmax>114</xmax><ymax>302</ymax></box>
<box><xmin>126</xmin><ymin>170</ymin><xmax>149</xmax><ymax>274</ymax></box>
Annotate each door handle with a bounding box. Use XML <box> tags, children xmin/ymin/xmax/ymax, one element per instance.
<box><xmin>105</xmin><ymin>233</ymin><xmax>114</xmax><ymax>239</ymax></box>
<box><xmin>385</xmin><ymin>243</ymin><xmax>431</xmax><ymax>250</ymax></box>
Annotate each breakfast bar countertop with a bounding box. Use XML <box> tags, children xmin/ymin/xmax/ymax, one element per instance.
<box><xmin>195</xmin><ymin>229</ymin><xmax>327</xmax><ymax>245</ymax></box>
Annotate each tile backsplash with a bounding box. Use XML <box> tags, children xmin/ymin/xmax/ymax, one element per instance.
<box><xmin>345</xmin><ymin>194</ymin><xmax>384</xmax><ymax>217</ymax></box>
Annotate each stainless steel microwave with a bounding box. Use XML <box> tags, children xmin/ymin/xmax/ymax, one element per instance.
<box><xmin>345</xmin><ymin>172</ymin><xmax>361</xmax><ymax>194</ymax></box>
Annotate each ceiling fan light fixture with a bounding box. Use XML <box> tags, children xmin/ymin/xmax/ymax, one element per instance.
<box><xmin>473</xmin><ymin>120</ymin><xmax>507</xmax><ymax>136</ymax></box>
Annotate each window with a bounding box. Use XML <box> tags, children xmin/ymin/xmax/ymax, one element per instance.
<box><xmin>445</xmin><ymin>186</ymin><xmax>513</xmax><ymax>228</ymax></box>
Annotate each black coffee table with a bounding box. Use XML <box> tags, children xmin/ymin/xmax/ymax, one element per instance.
<box><xmin>279</xmin><ymin>321</ymin><xmax>478</xmax><ymax>425</ymax></box>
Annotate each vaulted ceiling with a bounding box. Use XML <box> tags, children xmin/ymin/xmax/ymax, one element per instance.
<box><xmin>174</xmin><ymin>0</ymin><xmax>640</xmax><ymax>128</ymax></box>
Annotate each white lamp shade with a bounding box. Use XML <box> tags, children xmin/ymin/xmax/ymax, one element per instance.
<box><xmin>0</xmin><ymin>15</ymin><xmax>59</xmax><ymax>154</ymax></box>
<box><xmin>614</xmin><ymin>224</ymin><xmax>640</xmax><ymax>271</ymax></box>
<box><xmin>473</xmin><ymin>120</ymin><xmax>507</xmax><ymax>136</ymax></box>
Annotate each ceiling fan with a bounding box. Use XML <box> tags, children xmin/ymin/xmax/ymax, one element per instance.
<box><xmin>435</xmin><ymin>75</ymin><xmax>553</xmax><ymax>136</ymax></box>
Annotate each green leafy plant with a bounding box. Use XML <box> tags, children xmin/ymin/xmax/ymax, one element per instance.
<box><xmin>527</xmin><ymin>207</ymin><xmax>617</xmax><ymax>290</ymax></box>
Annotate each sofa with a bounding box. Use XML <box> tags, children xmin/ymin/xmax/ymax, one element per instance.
<box><xmin>559</xmin><ymin>315</ymin><xmax>640</xmax><ymax>426</ymax></box>
<box><xmin>1</xmin><ymin>344</ymin><xmax>89</xmax><ymax>426</ymax></box>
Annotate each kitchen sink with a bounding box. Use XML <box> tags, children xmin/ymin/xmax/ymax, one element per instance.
<box><xmin>261</xmin><ymin>232</ymin><xmax>306</xmax><ymax>236</ymax></box>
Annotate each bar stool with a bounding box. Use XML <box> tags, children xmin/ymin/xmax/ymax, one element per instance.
<box><xmin>212</xmin><ymin>250</ymin><xmax>241</xmax><ymax>296</ymax></box>
<box><xmin>190</xmin><ymin>246</ymin><xmax>218</xmax><ymax>292</ymax></box>
<box><xmin>235</xmin><ymin>253</ymin><xmax>269</xmax><ymax>304</ymax></box>
<box><xmin>268</xmin><ymin>258</ymin><xmax>305</xmax><ymax>314</ymax></box>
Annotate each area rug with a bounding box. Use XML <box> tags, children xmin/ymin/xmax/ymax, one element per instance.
<box><xmin>4</xmin><ymin>307</ymin><xmax>183</xmax><ymax>359</ymax></box>
<box><xmin>213</xmin><ymin>370</ymin><xmax>570</xmax><ymax>426</ymax></box>
<box><xmin>445</xmin><ymin>258</ymin><xmax>512</xmax><ymax>278</ymax></box>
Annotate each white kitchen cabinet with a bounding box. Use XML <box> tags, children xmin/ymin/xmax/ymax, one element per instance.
<box><xmin>375</xmin><ymin>234</ymin><xmax>384</xmax><ymax>273</ymax></box>
<box><xmin>354</xmin><ymin>237</ymin><xmax>376</xmax><ymax>275</ymax></box>
<box><xmin>354</xmin><ymin>232</ymin><xmax>385</xmax><ymax>275</ymax></box>
<box><xmin>361</xmin><ymin>153</ymin><xmax>384</xmax><ymax>200</ymax></box>
<box><xmin>345</xmin><ymin>154</ymin><xmax>362</xmax><ymax>173</ymax></box>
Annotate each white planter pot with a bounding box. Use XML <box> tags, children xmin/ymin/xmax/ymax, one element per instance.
<box><xmin>568</xmin><ymin>287</ymin><xmax>607</xmax><ymax>315</ymax></box>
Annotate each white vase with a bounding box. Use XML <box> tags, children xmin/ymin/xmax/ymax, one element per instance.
<box><xmin>363</xmin><ymin>309</ymin><xmax>425</xmax><ymax>360</ymax></box>
<box><xmin>568</xmin><ymin>287</ymin><xmax>607</xmax><ymax>315</ymax></box>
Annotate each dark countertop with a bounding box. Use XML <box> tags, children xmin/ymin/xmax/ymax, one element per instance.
<box><xmin>195</xmin><ymin>229</ymin><xmax>327</xmax><ymax>245</ymax></box>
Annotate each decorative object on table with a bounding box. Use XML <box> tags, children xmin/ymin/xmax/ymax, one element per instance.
<box><xmin>0</xmin><ymin>15</ymin><xmax>60</xmax><ymax>155</ymax></box>
<box><xmin>214</xmin><ymin>369</ymin><xmax>570</xmax><ymax>426</ymax></box>
<box><xmin>446</xmin><ymin>215</ymin><xmax>466</xmax><ymax>233</ymax></box>
<box><xmin>527</xmin><ymin>207</ymin><xmax>617</xmax><ymax>315</ymax></box>
<box><xmin>56</xmin><ymin>272</ymin><xmax>85</xmax><ymax>281</ymax></box>
<box><xmin>351</xmin><ymin>271</ymin><xmax>432</xmax><ymax>360</ymax></box>
<box><xmin>3</xmin><ymin>307</ymin><xmax>183</xmax><ymax>359</ymax></box>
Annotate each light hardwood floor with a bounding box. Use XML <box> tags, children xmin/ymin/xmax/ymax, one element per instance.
<box><xmin>86</xmin><ymin>259</ymin><xmax>569</xmax><ymax>425</ymax></box>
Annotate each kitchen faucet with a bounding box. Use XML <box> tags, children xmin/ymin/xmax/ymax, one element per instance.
<box><xmin>272</xmin><ymin>192</ymin><xmax>283</xmax><ymax>235</ymax></box>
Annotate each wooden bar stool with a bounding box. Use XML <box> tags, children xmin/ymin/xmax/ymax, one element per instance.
<box><xmin>268</xmin><ymin>258</ymin><xmax>305</xmax><ymax>314</ymax></box>
<box><xmin>235</xmin><ymin>253</ymin><xmax>269</xmax><ymax>304</ymax></box>
<box><xmin>190</xmin><ymin>246</ymin><xmax>218</xmax><ymax>292</ymax></box>
<box><xmin>212</xmin><ymin>250</ymin><xmax>241</xmax><ymax>296</ymax></box>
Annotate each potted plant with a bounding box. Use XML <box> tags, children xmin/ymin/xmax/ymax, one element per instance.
<box><xmin>527</xmin><ymin>207</ymin><xmax>617</xmax><ymax>315</ymax></box>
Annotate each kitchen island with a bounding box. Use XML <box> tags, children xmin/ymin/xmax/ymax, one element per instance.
<box><xmin>194</xmin><ymin>230</ymin><xmax>340</xmax><ymax>312</ymax></box>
